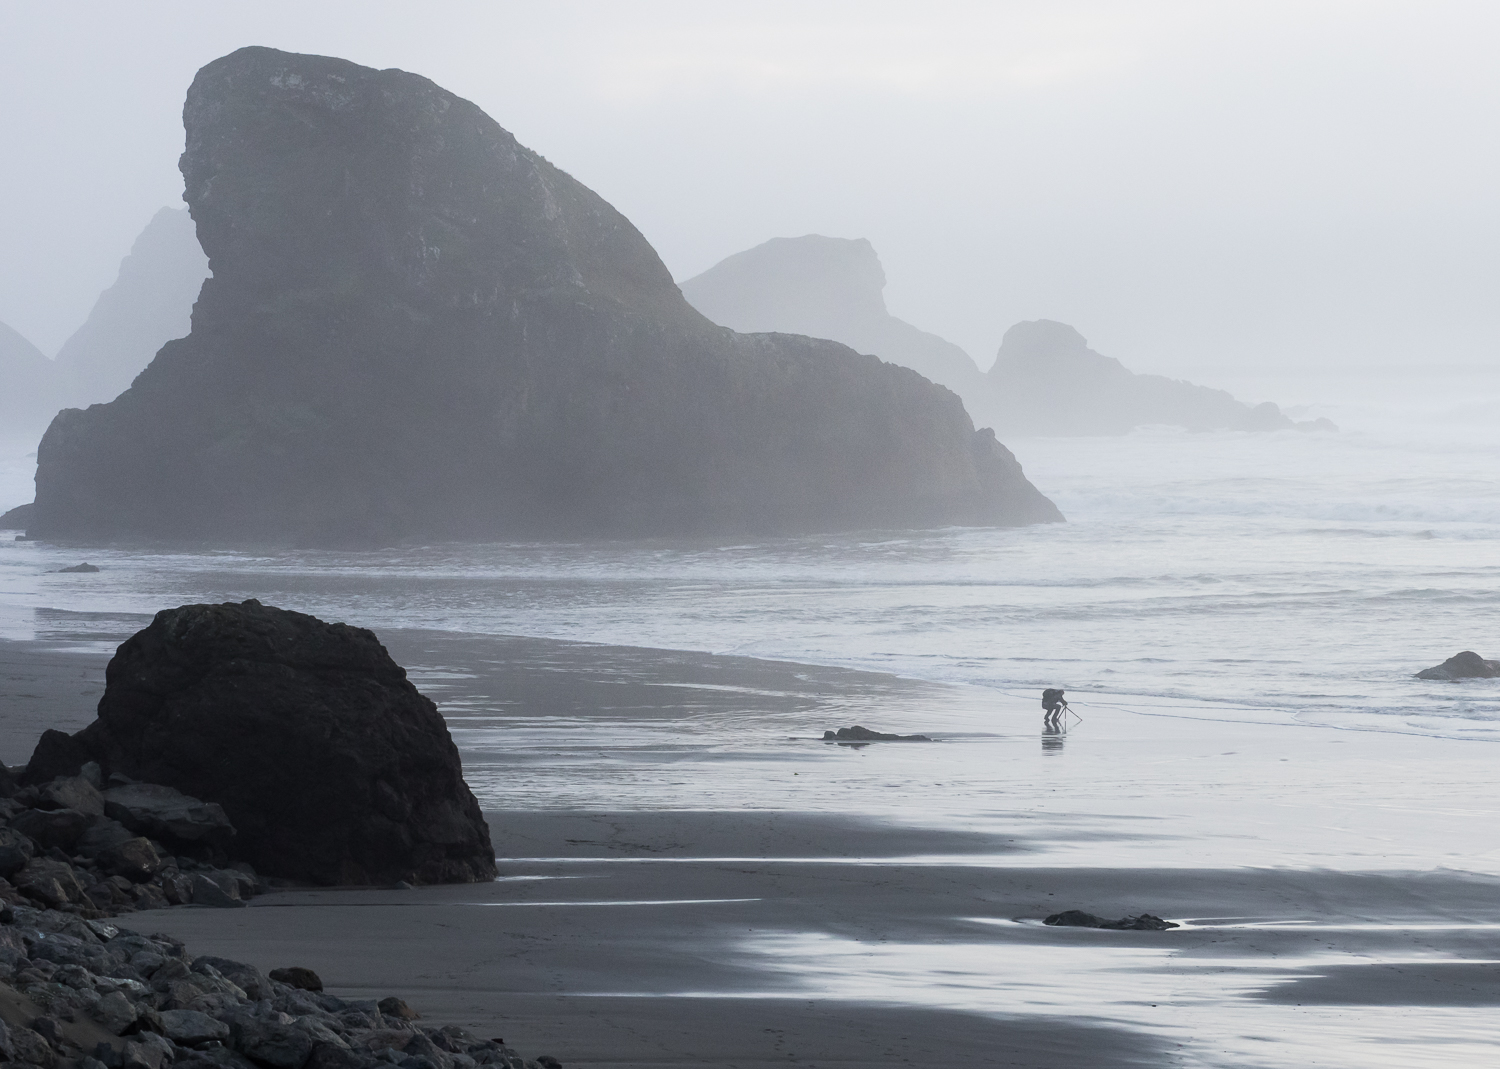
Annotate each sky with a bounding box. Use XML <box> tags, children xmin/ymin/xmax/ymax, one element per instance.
<box><xmin>1</xmin><ymin>0</ymin><xmax>1497</xmax><ymax>376</ymax></box>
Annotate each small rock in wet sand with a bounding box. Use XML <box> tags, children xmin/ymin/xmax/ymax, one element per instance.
<box><xmin>1045</xmin><ymin>909</ymin><xmax>1179</xmax><ymax>930</ymax></box>
<box><xmin>1416</xmin><ymin>651</ymin><xmax>1500</xmax><ymax>680</ymax></box>
<box><xmin>822</xmin><ymin>726</ymin><xmax>932</xmax><ymax>742</ymax></box>
<box><xmin>270</xmin><ymin>965</ymin><xmax>324</xmax><ymax>991</ymax></box>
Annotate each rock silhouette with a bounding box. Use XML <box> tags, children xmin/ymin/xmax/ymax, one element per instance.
<box><xmin>25</xmin><ymin>599</ymin><xmax>496</xmax><ymax>885</ymax></box>
<box><xmin>1416</xmin><ymin>651</ymin><xmax>1500</xmax><ymax>680</ymax></box>
<box><xmin>53</xmin><ymin>206</ymin><xmax>209</xmax><ymax>410</ymax></box>
<box><xmin>985</xmin><ymin>320</ymin><xmax>1335</xmax><ymax>435</ymax></box>
<box><xmin>0</xmin><ymin>321</ymin><xmax>57</xmax><ymax>437</ymax></box>
<box><xmin>679</xmin><ymin>237</ymin><xmax>1333</xmax><ymax>438</ymax></box>
<box><xmin>680</xmin><ymin>235</ymin><xmax>990</xmax><ymax>406</ymax></box>
<box><xmin>31</xmin><ymin>47</ymin><xmax>1060</xmax><ymax>545</ymax></box>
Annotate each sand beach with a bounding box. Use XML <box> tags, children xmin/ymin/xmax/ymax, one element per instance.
<box><xmin>3</xmin><ymin>620</ymin><xmax>1498</xmax><ymax>1067</ymax></box>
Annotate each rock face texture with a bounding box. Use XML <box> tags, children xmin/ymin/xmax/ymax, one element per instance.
<box><xmin>1415</xmin><ymin>651</ymin><xmax>1500</xmax><ymax>680</ymax></box>
<box><xmin>680</xmin><ymin>235</ymin><xmax>990</xmax><ymax>405</ymax></box>
<box><xmin>30</xmin><ymin>599</ymin><xmax>495</xmax><ymax>885</ymax></box>
<box><xmin>0</xmin><ymin>321</ymin><xmax>57</xmax><ymax>437</ymax></box>
<box><xmin>31</xmin><ymin>47</ymin><xmax>1059</xmax><ymax>544</ymax></box>
<box><xmin>53</xmin><ymin>207</ymin><xmax>210</xmax><ymax>410</ymax></box>
<box><xmin>985</xmin><ymin>320</ymin><xmax>1335</xmax><ymax>435</ymax></box>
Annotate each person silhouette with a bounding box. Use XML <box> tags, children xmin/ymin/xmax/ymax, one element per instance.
<box><xmin>1041</xmin><ymin>688</ymin><xmax>1068</xmax><ymax>728</ymax></box>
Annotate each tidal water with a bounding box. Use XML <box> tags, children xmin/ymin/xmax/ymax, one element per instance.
<box><xmin>3</xmin><ymin>370</ymin><xmax>1498</xmax><ymax>744</ymax></box>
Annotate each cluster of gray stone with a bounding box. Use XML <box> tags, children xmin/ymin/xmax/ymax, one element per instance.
<box><xmin>0</xmin><ymin>765</ymin><xmax>257</xmax><ymax>917</ymax></box>
<box><xmin>0</xmin><ymin>904</ymin><xmax>557</xmax><ymax>1069</ymax></box>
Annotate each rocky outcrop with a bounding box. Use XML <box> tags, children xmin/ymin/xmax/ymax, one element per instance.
<box><xmin>680</xmin><ymin>235</ymin><xmax>990</xmax><ymax>405</ymax></box>
<box><xmin>0</xmin><ymin>322</ymin><xmax>57</xmax><ymax>438</ymax></box>
<box><xmin>31</xmin><ymin>47</ymin><xmax>1060</xmax><ymax>545</ymax></box>
<box><xmin>984</xmin><ymin>320</ymin><xmax>1335</xmax><ymax>435</ymax></box>
<box><xmin>53</xmin><ymin>207</ymin><xmax>209</xmax><ymax>410</ymax></box>
<box><xmin>23</xmin><ymin>600</ymin><xmax>496</xmax><ymax>886</ymax></box>
<box><xmin>0</xmin><ymin>905</ymin><xmax>559</xmax><ymax>1068</ymax></box>
<box><xmin>1415</xmin><ymin>651</ymin><xmax>1500</xmax><ymax>680</ymax></box>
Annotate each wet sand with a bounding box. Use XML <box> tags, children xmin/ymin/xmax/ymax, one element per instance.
<box><xmin>4</xmin><ymin>624</ymin><xmax>1500</xmax><ymax>1065</ymax></box>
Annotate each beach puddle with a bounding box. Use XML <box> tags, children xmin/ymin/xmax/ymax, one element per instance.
<box><xmin>721</xmin><ymin>931</ymin><xmax>1500</xmax><ymax>1068</ymax></box>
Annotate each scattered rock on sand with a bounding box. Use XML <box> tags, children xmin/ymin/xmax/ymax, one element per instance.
<box><xmin>0</xmin><ymin>903</ymin><xmax>553</xmax><ymax>1068</ymax></box>
<box><xmin>271</xmin><ymin>965</ymin><xmax>324</xmax><ymax>992</ymax></box>
<box><xmin>378</xmin><ymin>995</ymin><xmax>419</xmax><ymax>1020</ymax></box>
<box><xmin>822</xmin><ymin>726</ymin><xmax>932</xmax><ymax>742</ymax></box>
<box><xmin>1415</xmin><ymin>651</ymin><xmax>1500</xmax><ymax>680</ymax></box>
<box><xmin>1044</xmin><ymin>909</ymin><xmax>1180</xmax><ymax>931</ymax></box>
<box><xmin>21</xmin><ymin>599</ymin><xmax>497</xmax><ymax>886</ymax></box>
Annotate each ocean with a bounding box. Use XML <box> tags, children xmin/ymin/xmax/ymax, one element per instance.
<box><xmin>4</xmin><ymin>368</ymin><xmax>1498</xmax><ymax>745</ymax></box>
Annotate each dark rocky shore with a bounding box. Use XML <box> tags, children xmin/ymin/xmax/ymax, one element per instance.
<box><xmin>0</xmin><ymin>901</ymin><xmax>554</xmax><ymax>1069</ymax></box>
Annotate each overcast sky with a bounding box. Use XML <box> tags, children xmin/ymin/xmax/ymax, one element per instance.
<box><xmin>2</xmin><ymin>1</ymin><xmax>1497</xmax><ymax>376</ymax></box>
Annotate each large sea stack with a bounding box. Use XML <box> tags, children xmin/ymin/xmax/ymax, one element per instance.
<box><xmin>31</xmin><ymin>47</ymin><xmax>1060</xmax><ymax>544</ymax></box>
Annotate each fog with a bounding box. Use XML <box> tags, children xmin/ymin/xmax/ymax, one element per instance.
<box><xmin>2</xmin><ymin>1</ymin><xmax>1498</xmax><ymax>377</ymax></box>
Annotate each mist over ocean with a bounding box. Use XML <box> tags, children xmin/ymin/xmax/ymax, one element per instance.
<box><xmin>6</xmin><ymin>368</ymin><xmax>1497</xmax><ymax>746</ymax></box>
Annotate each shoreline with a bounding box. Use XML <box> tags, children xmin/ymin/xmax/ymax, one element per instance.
<box><xmin>3</xmin><ymin>622</ymin><xmax>1500</xmax><ymax>1064</ymax></box>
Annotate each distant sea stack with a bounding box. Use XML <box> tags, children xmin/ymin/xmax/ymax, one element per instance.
<box><xmin>680</xmin><ymin>236</ymin><xmax>990</xmax><ymax>405</ymax></box>
<box><xmin>0</xmin><ymin>321</ymin><xmax>58</xmax><ymax>437</ymax></box>
<box><xmin>985</xmin><ymin>320</ymin><xmax>1336</xmax><ymax>435</ymax></box>
<box><xmin>32</xmin><ymin>47</ymin><xmax>1060</xmax><ymax>544</ymax></box>
<box><xmin>683</xmin><ymin>236</ymin><xmax>1334</xmax><ymax>438</ymax></box>
<box><xmin>54</xmin><ymin>206</ymin><xmax>209</xmax><ymax>409</ymax></box>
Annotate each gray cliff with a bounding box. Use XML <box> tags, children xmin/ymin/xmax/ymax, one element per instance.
<box><xmin>680</xmin><ymin>236</ymin><xmax>990</xmax><ymax>404</ymax></box>
<box><xmin>32</xmin><ymin>47</ymin><xmax>1060</xmax><ymax>543</ymax></box>
<box><xmin>985</xmin><ymin>321</ymin><xmax>1333</xmax><ymax>435</ymax></box>
<box><xmin>54</xmin><ymin>207</ymin><xmax>209</xmax><ymax>409</ymax></box>
<box><xmin>0</xmin><ymin>321</ymin><xmax>57</xmax><ymax>436</ymax></box>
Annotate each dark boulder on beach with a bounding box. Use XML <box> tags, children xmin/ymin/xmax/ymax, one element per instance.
<box><xmin>1415</xmin><ymin>651</ymin><xmax>1500</xmax><ymax>680</ymax></box>
<box><xmin>30</xmin><ymin>46</ymin><xmax>1060</xmax><ymax>546</ymax></box>
<box><xmin>24</xmin><ymin>599</ymin><xmax>496</xmax><ymax>885</ymax></box>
